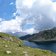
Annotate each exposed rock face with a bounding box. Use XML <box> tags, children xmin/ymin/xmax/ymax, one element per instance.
<box><xmin>20</xmin><ymin>27</ymin><xmax>56</xmax><ymax>42</ymax></box>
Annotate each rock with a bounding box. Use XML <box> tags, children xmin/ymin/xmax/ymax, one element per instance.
<box><xmin>23</xmin><ymin>51</ymin><xmax>28</xmax><ymax>56</ymax></box>
<box><xmin>6</xmin><ymin>51</ymin><xmax>11</xmax><ymax>54</ymax></box>
<box><xmin>10</xmin><ymin>37</ymin><xmax>13</xmax><ymax>41</ymax></box>
<box><xmin>28</xmin><ymin>47</ymin><xmax>31</xmax><ymax>49</ymax></box>
<box><xmin>5</xmin><ymin>45</ymin><xmax>8</xmax><ymax>48</ymax></box>
<box><xmin>23</xmin><ymin>51</ymin><xmax>28</xmax><ymax>54</ymax></box>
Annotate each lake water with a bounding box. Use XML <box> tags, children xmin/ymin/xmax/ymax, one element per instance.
<box><xmin>24</xmin><ymin>41</ymin><xmax>56</xmax><ymax>53</ymax></box>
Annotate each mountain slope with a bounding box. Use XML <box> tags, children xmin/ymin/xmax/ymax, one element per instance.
<box><xmin>0</xmin><ymin>32</ymin><xmax>56</xmax><ymax>56</ymax></box>
<box><xmin>20</xmin><ymin>27</ymin><xmax>56</xmax><ymax>42</ymax></box>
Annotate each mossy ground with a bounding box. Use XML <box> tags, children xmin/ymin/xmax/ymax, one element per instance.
<box><xmin>0</xmin><ymin>32</ymin><xmax>56</xmax><ymax>56</ymax></box>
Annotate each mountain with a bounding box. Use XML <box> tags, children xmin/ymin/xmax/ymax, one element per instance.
<box><xmin>20</xmin><ymin>27</ymin><xmax>56</xmax><ymax>42</ymax></box>
<box><xmin>20</xmin><ymin>34</ymin><xmax>33</xmax><ymax>40</ymax></box>
<box><xmin>6</xmin><ymin>32</ymin><xmax>27</xmax><ymax>37</ymax></box>
<box><xmin>0</xmin><ymin>32</ymin><xmax>55</xmax><ymax>56</ymax></box>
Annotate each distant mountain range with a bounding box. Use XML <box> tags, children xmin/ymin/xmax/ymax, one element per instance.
<box><xmin>6</xmin><ymin>32</ymin><xmax>27</xmax><ymax>37</ymax></box>
<box><xmin>20</xmin><ymin>27</ymin><xmax>56</xmax><ymax>42</ymax></box>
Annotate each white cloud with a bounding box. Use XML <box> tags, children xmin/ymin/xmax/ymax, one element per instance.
<box><xmin>15</xmin><ymin>0</ymin><xmax>56</xmax><ymax>33</ymax></box>
<box><xmin>52</xmin><ymin>2</ymin><xmax>56</xmax><ymax>11</ymax></box>
<box><xmin>9</xmin><ymin>2</ymin><xmax>14</xmax><ymax>5</ymax></box>
<box><xmin>23</xmin><ymin>28</ymin><xmax>35</xmax><ymax>34</ymax></box>
<box><xmin>0</xmin><ymin>18</ymin><xmax>2</xmax><ymax>22</ymax></box>
<box><xmin>1</xmin><ymin>0</ymin><xmax>56</xmax><ymax>34</ymax></box>
<box><xmin>22</xmin><ymin>0</ymin><xmax>35</xmax><ymax>8</ymax></box>
<box><xmin>0</xmin><ymin>16</ymin><xmax>35</xmax><ymax>34</ymax></box>
<box><xmin>0</xmin><ymin>16</ymin><xmax>23</xmax><ymax>33</ymax></box>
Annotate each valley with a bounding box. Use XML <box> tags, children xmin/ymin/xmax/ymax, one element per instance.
<box><xmin>0</xmin><ymin>32</ymin><xmax>55</xmax><ymax>56</ymax></box>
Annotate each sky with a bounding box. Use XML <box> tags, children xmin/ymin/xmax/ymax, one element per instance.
<box><xmin>0</xmin><ymin>0</ymin><xmax>56</xmax><ymax>34</ymax></box>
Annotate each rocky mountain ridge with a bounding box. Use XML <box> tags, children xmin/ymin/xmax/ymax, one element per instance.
<box><xmin>20</xmin><ymin>27</ymin><xmax>56</xmax><ymax>42</ymax></box>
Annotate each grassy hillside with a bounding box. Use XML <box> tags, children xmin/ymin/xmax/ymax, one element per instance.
<box><xmin>0</xmin><ymin>32</ymin><xmax>56</xmax><ymax>56</ymax></box>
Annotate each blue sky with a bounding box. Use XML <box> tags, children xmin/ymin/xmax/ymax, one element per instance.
<box><xmin>52</xmin><ymin>0</ymin><xmax>56</xmax><ymax>2</ymax></box>
<box><xmin>0</xmin><ymin>0</ymin><xmax>56</xmax><ymax>34</ymax></box>
<box><xmin>0</xmin><ymin>0</ymin><xmax>16</xmax><ymax>20</ymax></box>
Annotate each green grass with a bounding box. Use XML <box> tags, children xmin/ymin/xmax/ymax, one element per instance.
<box><xmin>0</xmin><ymin>32</ymin><xmax>56</xmax><ymax>56</ymax></box>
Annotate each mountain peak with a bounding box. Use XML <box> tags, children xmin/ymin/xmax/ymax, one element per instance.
<box><xmin>20</xmin><ymin>27</ymin><xmax>56</xmax><ymax>42</ymax></box>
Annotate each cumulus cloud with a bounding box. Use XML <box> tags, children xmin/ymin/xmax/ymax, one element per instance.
<box><xmin>0</xmin><ymin>16</ymin><xmax>23</xmax><ymax>33</ymax></box>
<box><xmin>15</xmin><ymin>0</ymin><xmax>56</xmax><ymax>33</ymax></box>
<box><xmin>23</xmin><ymin>28</ymin><xmax>35</xmax><ymax>34</ymax></box>
<box><xmin>0</xmin><ymin>16</ymin><xmax>34</xmax><ymax>34</ymax></box>
<box><xmin>1</xmin><ymin>0</ymin><xmax>56</xmax><ymax>34</ymax></box>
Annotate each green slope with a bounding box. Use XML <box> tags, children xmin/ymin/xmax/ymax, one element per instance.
<box><xmin>0</xmin><ymin>32</ymin><xmax>56</xmax><ymax>56</ymax></box>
